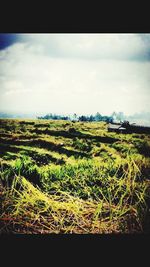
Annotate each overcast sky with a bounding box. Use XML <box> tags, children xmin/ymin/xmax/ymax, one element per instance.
<box><xmin>0</xmin><ymin>33</ymin><xmax>150</xmax><ymax>116</ymax></box>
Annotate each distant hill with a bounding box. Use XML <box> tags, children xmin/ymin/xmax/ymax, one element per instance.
<box><xmin>126</xmin><ymin>112</ymin><xmax>150</xmax><ymax>126</ymax></box>
<box><xmin>0</xmin><ymin>112</ymin><xmax>36</xmax><ymax>119</ymax></box>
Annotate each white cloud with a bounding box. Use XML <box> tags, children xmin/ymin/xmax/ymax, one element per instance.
<box><xmin>0</xmin><ymin>34</ymin><xmax>150</xmax><ymax>116</ymax></box>
<box><xmin>18</xmin><ymin>33</ymin><xmax>150</xmax><ymax>61</ymax></box>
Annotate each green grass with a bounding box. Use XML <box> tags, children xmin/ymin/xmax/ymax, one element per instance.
<box><xmin>0</xmin><ymin>119</ymin><xmax>150</xmax><ymax>233</ymax></box>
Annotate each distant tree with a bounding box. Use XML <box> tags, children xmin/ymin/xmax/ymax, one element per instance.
<box><xmin>111</xmin><ymin>112</ymin><xmax>117</xmax><ymax>122</ymax></box>
<box><xmin>95</xmin><ymin>112</ymin><xmax>102</xmax><ymax>121</ymax></box>
<box><xmin>61</xmin><ymin>116</ymin><xmax>69</xmax><ymax>120</ymax></box>
<box><xmin>116</xmin><ymin>112</ymin><xmax>125</xmax><ymax>122</ymax></box>
<box><xmin>89</xmin><ymin>115</ymin><xmax>95</xmax><ymax>122</ymax></box>
<box><xmin>79</xmin><ymin>115</ymin><xmax>88</xmax><ymax>122</ymax></box>
<box><xmin>108</xmin><ymin>116</ymin><xmax>113</xmax><ymax>123</ymax></box>
<box><xmin>72</xmin><ymin>113</ymin><xmax>78</xmax><ymax>121</ymax></box>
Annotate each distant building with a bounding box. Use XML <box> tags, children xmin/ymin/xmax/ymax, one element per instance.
<box><xmin>108</xmin><ymin>123</ymin><xmax>126</xmax><ymax>133</ymax></box>
<box><xmin>108</xmin><ymin>121</ymin><xmax>150</xmax><ymax>134</ymax></box>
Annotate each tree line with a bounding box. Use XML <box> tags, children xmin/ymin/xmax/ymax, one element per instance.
<box><xmin>37</xmin><ymin>112</ymin><xmax>125</xmax><ymax>123</ymax></box>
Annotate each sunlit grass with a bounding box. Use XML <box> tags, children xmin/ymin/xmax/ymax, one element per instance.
<box><xmin>1</xmin><ymin>174</ymin><xmax>148</xmax><ymax>233</ymax></box>
<box><xmin>0</xmin><ymin>119</ymin><xmax>150</xmax><ymax>233</ymax></box>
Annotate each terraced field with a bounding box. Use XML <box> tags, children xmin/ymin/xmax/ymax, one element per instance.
<box><xmin>0</xmin><ymin>119</ymin><xmax>150</xmax><ymax>233</ymax></box>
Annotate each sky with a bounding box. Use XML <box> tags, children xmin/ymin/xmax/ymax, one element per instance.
<box><xmin>0</xmin><ymin>33</ymin><xmax>150</xmax><ymax>116</ymax></box>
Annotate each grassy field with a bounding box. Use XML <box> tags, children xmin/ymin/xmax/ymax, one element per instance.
<box><xmin>0</xmin><ymin>118</ymin><xmax>150</xmax><ymax>233</ymax></box>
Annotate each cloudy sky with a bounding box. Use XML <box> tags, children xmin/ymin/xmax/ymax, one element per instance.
<box><xmin>0</xmin><ymin>33</ymin><xmax>150</xmax><ymax>116</ymax></box>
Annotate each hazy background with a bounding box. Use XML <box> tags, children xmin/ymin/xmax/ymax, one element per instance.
<box><xmin>0</xmin><ymin>33</ymin><xmax>150</xmax><ymax>120</ymax></box>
